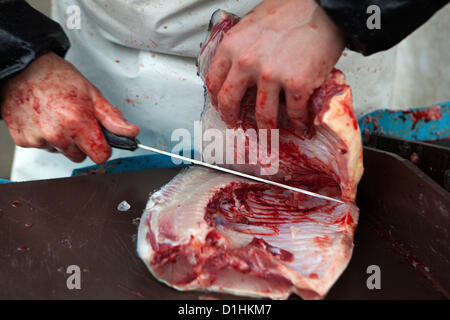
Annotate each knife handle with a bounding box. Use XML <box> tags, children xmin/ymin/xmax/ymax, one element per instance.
<box><xmin>100</xmin><ymin>125</ymin><xmax>139</xmax><ymax>151</ymax></box>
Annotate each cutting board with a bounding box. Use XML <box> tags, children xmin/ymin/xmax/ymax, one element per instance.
<box><xmin>0</xmin><ymin>168</ymin><xmax>445</xmax><ymax>299</ymax></box>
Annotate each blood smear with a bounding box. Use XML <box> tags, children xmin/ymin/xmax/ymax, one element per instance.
<box><xmin>11</xmin><ymin>201</ymin><xmax>21</xmax><ymax>208</ymax></box>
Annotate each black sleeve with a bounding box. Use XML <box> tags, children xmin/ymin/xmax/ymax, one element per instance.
<box><xmin>0</xmin><ymin>0</ymin><xmax>70</xmax><ymax>82</ymax></box>
<box><xmin>316</xmin><ymin>0</ymin><xmax>449</xmax><ymax>56</ymax></box>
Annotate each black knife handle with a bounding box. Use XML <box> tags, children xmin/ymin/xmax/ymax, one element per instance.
<box><xmin>101</xmin><ymin>125</ymin><xmax>139</xmax><ymax>151</ymax></box>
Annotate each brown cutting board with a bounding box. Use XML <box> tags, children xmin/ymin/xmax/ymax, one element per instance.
<box><xmin>0</xmin><ymin>168</ymin><xmax>445</xmax><ymax>299</ymax></box>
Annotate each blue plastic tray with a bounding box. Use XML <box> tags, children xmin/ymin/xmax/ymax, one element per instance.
<box><xmin>358</xmin><ymin>102</ymin><xmax>449</xmax><ymax>142</ymax></box>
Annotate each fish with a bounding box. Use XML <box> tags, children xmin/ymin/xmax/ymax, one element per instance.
<box><xmin>137</xmin><ymin>10</ymin><xmax>363</xmax><ymax>300</ymax></box>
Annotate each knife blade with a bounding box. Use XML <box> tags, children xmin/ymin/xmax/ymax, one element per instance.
<box><xmin>101</xmin><ymin>127</ymin><xmax>344</xmax><ymax>204</ymax></box>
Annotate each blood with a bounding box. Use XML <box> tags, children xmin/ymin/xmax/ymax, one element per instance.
<box><xmin>205</xmin><ymin>182</ymin><xmax>336</xmax><ymax>237</ymax></box>
<box><xmin>150</xmin><ymin>178</ymin><xmax>348</xmax><ymax>286</ymax></box>
<box><xmin>314</xmin><ymin>235</ymin><xmax>331</xmax><ymax>248</ymax></box>
<box><xmin>144</xmin><ymin>11</ymin><xmax>362</xmax><ymax>297</ymax></box>
<box><xmin>32</xmin><ymin>96</ymin><xmax>41</xmax><ymax>114</ymax></box>
<box><xmin>233</xmin><ymin>90</ymin><xmax>343</xmax><ymax>196</ymax></box>
<box><xmin>342</xmin><ymin>103</ymin><xmax>358</xmax><ymax>130</ymax></box>
<box><xmin>277</xmin><ymin>140</ymin><xmax>339</xmax><ymax>189</ymax></box>
<box><xmin>205</xmin><ymin>229</ymin><xmax>223</xmax><ymax>246</ymax></box>
<box><xmin>257</xmin><ymin>90</ymin><xmax>267</xmax><ymax>110</ymax></box>
<box><xmin>335</xmin><ymin>213</ymin><xmax>355</xmax><ymax>231</ymax></box>
<box><xmin>249</xmin><ymin>238</ymin><xmax>294</xmax><ymax>262</ymax></box>
<box><xmin>117</xmin><ymin>284</ymin><xmax>145</xmax><ymax>298</ymax></box>
<box><xmin>151</xmin><ymin>239</ymin><xmax>184</xmax><ymax>265</ymax></box>
<box><xmin>158</xmin><ymin>219</ymin><xmax>178</xmax><ymax>241</ymax></box>
<box><xmin>199</xmin><ymin>14</ymin><xmax>240</xmax><ymax>58</ymax></box>
<box><xmin>11</xmin><ymin>201</ymin><xmax>21</xmax><ymax>208</ymax></box>
<box><xmin>372</xmin><ymin>118</ymin><xmax>379</xmax><ymax>131</ymax></box>
<box><xmin>402</xmin><ymin>105</ymin><xmax>442</xmax><ymax>130</ymax></box>
<box><xmin>398</xmin><ymin>115</ymin><xmax>407</xmax><ymax>122</ymax></box>
<box><xmin>204</xmin><ymin>81</ymin><xmax>351</xmax><ymax>232</ymax></box>
<box><xmin>410</xmin><ymin>152</ymin><xmax>420</xmax><ymax>165</ymax></box>
<box><xmin>371</xmin><ymin>220</ymin><xmax>446</xmax><ymax>295</ymax></box>
<box><xmin>308</xmin><ymin>71</ymin><xmax>357</xmax><ymax>130</ymax></box>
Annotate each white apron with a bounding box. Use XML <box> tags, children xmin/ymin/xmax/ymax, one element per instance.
<box><xmin>10</xmin><ymin>1</ymin><xmax>449</xmax><ymax>181</ymax></box>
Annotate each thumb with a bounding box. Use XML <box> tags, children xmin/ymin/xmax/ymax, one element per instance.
<box><xmin>91</xmin><ymin>89</ymin><xmax>140</xmax><ymax>137</ymax></box>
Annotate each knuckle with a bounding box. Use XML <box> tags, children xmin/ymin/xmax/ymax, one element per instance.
<box><xmin>42</xmin><ymin>127</ymin><xmax>66</xmax><ymax>145</ymax></box>
<box><xmin>40</xmin><ymin>131</ymin><xmax>53</xmax><ymax>143</ymax></box>
<box><xmin>26</xmin><ymin>136</ymin><xmax>46</xmax><ymax>148</ymax></box>
<box><xmin>13</xmin><ymin>136</ymin><xmax>28</xmax><ymax>148</ymax></box>
<box><xmin>220</xmin><ymin>36</ymin><xmax>234</xmax><ymax>53</ymax></box>
<box><xmin>236</xmin><ymin>53</ymin><xmax>252</xmax><ymax>69</ymax></box>
<box><xmin>61</xmin><ymin>109</ymin><xmax>82</xmax><ymax>126</ymax></box>
<box><xmin>205</xmin><ymin>74</ymin><xmax>218</xmax><ymax>93</ymax></box>
<box><xmin>260</xmin><ymin>67</ymin><xmax>277</xmax><ymax>83</ymax></box>
<box><xmin>218</xmin><ymin>88</ymin><xmax>239</xmax><ymax>108</ymax></box>
<box><xmin>285</xmin><ymin>77</ymin><xmax>306</xmax><ymax>93</ymax></box>
<box><xmin>217</xmin><ymin>91</ymin><xmax>230</xmax><ymax>108</ymax></box>
<box><xmin>40</xmin><ymin>126</ymin><xmax>56</xmax><ymax>140</ymax></box>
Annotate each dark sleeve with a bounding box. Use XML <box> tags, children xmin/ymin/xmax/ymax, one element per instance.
<box><xmin>316</xmin><ymin>0</ymin><xmax>449</xmax><ymax>56</ymax></box>
<box><xmin>0</xmin><ymin>0</ymin><xmax>70</xmax><ymax>82</ymax></box>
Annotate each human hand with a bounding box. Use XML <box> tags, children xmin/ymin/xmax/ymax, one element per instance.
<box><xmin>205</xmin><ymin>0</ymin><xmax>345</xmax><ymax>132</ymax></box>
<box><xmin>0</xmin><ymin>52</ymin><xmax>139</xmax><ymax>163</ymax></box>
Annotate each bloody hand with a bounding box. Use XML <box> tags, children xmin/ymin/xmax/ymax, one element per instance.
<box><xmin>0</xmin><ymin>52</ymin><xmax>140</xmax><ymax>164</ymax></box>
<box><xmin>205</xmin><ymin>0</ymin><xmax>345</xmax><ymax>133</ymax></box>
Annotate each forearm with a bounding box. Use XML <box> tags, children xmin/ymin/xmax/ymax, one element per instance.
<box><xmin>0</xmin><ymin>0</ymin><xmax>70</xmax><ymax>82</ymax></box>
<box><xmin>316</xmin><ymin>0</ymin><xmax>449</xmax><ymax>55</ymax></box>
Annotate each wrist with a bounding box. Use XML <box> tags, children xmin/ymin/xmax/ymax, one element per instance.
<box><xmin>311</xmin><ymin>2</ymin><xmax>346</xmax><ymax>48</ymax></box>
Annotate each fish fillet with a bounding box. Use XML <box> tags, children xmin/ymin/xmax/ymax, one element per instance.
<box><xmin>137</xmin><ymin>10</ymin><xmax>363</xmax><ymax>300</ymax></box>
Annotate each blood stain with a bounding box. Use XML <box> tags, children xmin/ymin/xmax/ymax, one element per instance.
<box><xmin>410</xmin><ymin>152</ymin><xmax>420</xmax><ymax>165</ymax></box>
<box><xmin>117</xmin><ymin>284</ymin><xmax>145</xmax><ymax>298</ymax></box>
<box><xmin>11</xmin><ymin>201</ymin><xmax>21</xmax><ymax>208</ymax></box>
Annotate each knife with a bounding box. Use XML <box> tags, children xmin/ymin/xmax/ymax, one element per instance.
<box><xmin>101</xmin><ymin>127</ymin><xmax>344</xmax><ymax>204</ymax></box>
